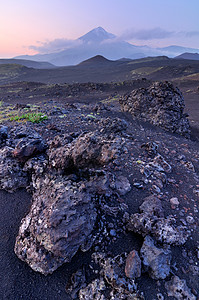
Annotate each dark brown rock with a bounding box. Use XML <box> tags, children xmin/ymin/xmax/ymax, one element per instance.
<box><xmin>125</xmin><ymin>250</ymin><xmax>141</xmax><ymax>279</ymax></box>
<box><xmin>13</xmin><ymin>137</ymin><xmax>47</xmax><ymax>162</ymax></box>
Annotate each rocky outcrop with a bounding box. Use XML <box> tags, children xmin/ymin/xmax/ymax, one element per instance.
<box><xmin>119</xmin><ymin>81</ymin><xmax>190</xmax><ymax>137</ymax></box>
<box><xmin>14</xmin><ymin>174</ymin><xmax>97</xmax><ymax>275</ymax></box>
<box><xmin>13</xmin><ymin>126</ymin><xmax>131</xmax><ymax>275</ymax></box>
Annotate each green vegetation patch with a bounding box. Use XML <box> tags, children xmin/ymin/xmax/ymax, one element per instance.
<box><xmin>10</xmin><ymin>112</ymin><xmax>48</xmax><ymax>123</ymax></box>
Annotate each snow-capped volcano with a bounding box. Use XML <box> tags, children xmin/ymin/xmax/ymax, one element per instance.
<box><xmin>78</xmin><ymin>27</ymin><xmax>115</xmax><ymax>43</ymax></box>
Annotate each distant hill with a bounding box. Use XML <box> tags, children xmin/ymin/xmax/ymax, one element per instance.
<box><xmin>1</xmin><ymin>55</ymin><xmax>199</xmax><ymax>86</ymax></box>
<box><xmin>0</xmin><ymin>59</ymin><xmax>55</xmax><ymax>69</ymax></box>
<box><xmin>174</xmin><ymin>52</ymin><xmax>199</xmax><ymax>61</ymax></box>
<box><xmin>78</xmin><ymin>55</ymin><xmax>115</xmax><ymax>66</ymax></box>
<box><xmin>159</xmin><ymin>46</ymin><xmax>199</xmax><ymax>56</ymax></box>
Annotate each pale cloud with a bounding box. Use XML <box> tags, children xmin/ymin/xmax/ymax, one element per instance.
<box><xmin>120</xmin><ymin>28</ymin><xmax>174</xmax><ymax>41</ymax></box>
<box><xmin>29</xmin><ymin>38</ymin><xmax>82</xmax><ymax>53</ymax></box>
<box><xmin>184</xmin><ymin>31</ymin><xmax>199</xmax><ymax>38</ymax></box>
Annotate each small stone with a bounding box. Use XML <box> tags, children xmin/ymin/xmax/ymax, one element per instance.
<box><xmin>170</xmin><ymin>197</ymin><xmax>179</xmax><ymax>206</ymax></box>
<box><xmin>109</xmin><ymin>229</ymin><xmax>116</xmax><ymax>237</ymax></box>
<box><xmin>114</xmin><ymin>175</ymin><xmax>131</xmax><ymax>195</ymax></box>
<box><xmin>186</xmin><ymin>216</ymin><xmax>195</xmax><ymax>224</ymax></box>
<box><xmin>140</xmin><ymin>236</ymin><xmax>171</xmax><ymax>280</ymax></box>
<box><xmin>157</xmin><ymin>293</ymin><xmax>164</xmax><ymax>300</ymax></box>
<box><xmin>125</xmin><ymin>250</ymin><xmax>141</xmax><ymax>279</ymax></box>
<box><xmin>152</xmin><ymin>185</ymin><xmax>161</xmax><ymax>194</ymax></box>
<box><xmin>133</xmin><ymin>182</ymin><xmax>143</xmax><ymax>189</ymax></box>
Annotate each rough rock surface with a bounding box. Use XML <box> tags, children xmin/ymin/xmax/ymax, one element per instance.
<box><xmin>80</xmin><ymin>252</ymin><xmax>143</xmax><ymax>299</ymax></box>
<box><xmin>127</xmin><ymin>196</ymin><xmax>190</xmax><ymax>245</ymax></box>
<box><xmin>119</xmin><ymin>81</ymin><xmax>190</xmax><ymax>136</ymax></box>
<box><xmin>13</xmin><ymin>135</ymin><xmax>47</xmax><ymax>163</ymax></box>
<box><xmin>125</xmin><ymin>250</ymin><xmax>141</xmax><ymax>279</ymax></box>
<box><xmin>165</xmin><ymin>275</ymin><xmax>196</xmax><ymax>300</ymax></box>
<box><xmin>0</xmin><ymin>125</ymin><xmax>8</xmax><ymax>145</ymax></box>
<box><xmin>48</xmin><ymin>131</ymin><xmax>123</xmax><ymax>171</ymax></box>
<box><xmin>79</xmin><ymin>279</ymin><xmax>106</xmax><ymax>300</ymax></box>
<box><xmin>140</xmin><ymin>236</ymin><xmax>171</xmax><ymax>280</ymax></box>
<box><xmin>0</xmin><ymin>146</ymin><xmax>28</xmax><ymax>191</ymax></box>
<box><xmin>15</xmin><ymin>174</ymin><xmax>97</xmax><ymax>275</ymax></box>
<box><xmin>0</xmin><ymin>80</ymin><xmax>199</xmax><ymax>299</ymax></box>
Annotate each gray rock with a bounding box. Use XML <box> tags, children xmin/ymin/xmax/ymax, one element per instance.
<box><xmin>127</xmin><ymin>194</ymin><xmax>189</xmax><ymax>245</ymax></box>
<box><xmin>154</xmin><ymin>216</ymin><xmax>190</xmax><ymax>245</ymax></box>
<box><xmin>14</xmin><ymin>174</ymin><xmax>97</xmax><ymax>275</ymax></box>
<box><xmin>0</xmin><ymin>146</ymin><xmax>28</xmax><ymax>192</ymax></box>
<box><xmin>0</xmin><ymin>125</ymin><xmax>8</xmax><ymax>145</ymax></box>
<box><xmin>139</xmin><ymin>195</ymin><xmax>164</xmax><ymax>218</ymax></box>
<box><xmin>79</xmin><ymin>279</ymin><xmax>106</xmax><ymax>300</ymax></box>
<box><xmin>140</xmin><ymin>236</ymin><xmax>171</xmax><ymax>280</ymax></box>
<box><xmin>114</xmin><ymin>175</ymin><xmax>131</xmax><ymax>195</ymax></box>
<box><xmin>170</xmin><ymin>197</ymin><xmax>179</xmax><ymax>206</ymax></box>
<box><xmin>128</xmin><ymin>213</ymin><xmax>189</xmax><ymax>245</ymax></box>
<box><xmin>125</xmin><ymin>250</ymin><xmax>141</xmax><ymax>279</ymax></box>
<box><xmin>99</xmin><ymin>117</ymin><xmax>128</xmax><ymax>134</ymax></box>
<box><xmin>165</xmin><ymin>275</ymin><xmax>196</xmax><ymax>299</ymax></box>
<box><xmin>119</xmin><ymin>81</ymin><xmax>190</xmax><ymax>137</ymax></box>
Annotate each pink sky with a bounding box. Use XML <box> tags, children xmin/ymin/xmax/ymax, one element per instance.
<box><xmin>0</xmin><ymin>0</ymin><xmax>199</xmax><ymax>58</ymax></box>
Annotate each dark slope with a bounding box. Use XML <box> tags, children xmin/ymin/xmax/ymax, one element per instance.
<box><xmin>0</xmin><ymin>83</ymin><xmax>199</xmax><ymax>299</ymax></box>
<box><xmin>175</xmin><ymin>52</ymin><xmax>199</xmax><ymax>61</ymax></box>
<box><xmin>78</xmin><ymin>55</ymin><xmax>115</xmax><ymax>66</ymax></box>
<box><xmin>0</xmin><ymin>59</ymin><xmax>55</xmax><ymax>69</ymax></box>
<box><xmin>1</xmin><ymin>56</ymin><xmax>199</xmax><ymax>85</ymax></box>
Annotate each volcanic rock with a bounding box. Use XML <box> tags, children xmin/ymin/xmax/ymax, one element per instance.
<box><xmin>79</xmin><ymin>279</ymin><xmax>106</xmax><ymax>300</ymax></box>
<box><xmin>140</xmin><ymin>236</ymin><xmax>171</xmax><ymax>280</ymax></box>
<box><xmin>125</xmin><ymin>250</ymin><xmax>142</xmax><ymax>279</ymax></box>
<box><xmin>0</xmin><ymin>125</ymin><xmax>8</xmax><ymax>145</ymax></box>
<box><xmin>14</xmin><ymin>174</ymin><xmax>97</xmax><ymax>275</ymax></box>
<box><xmin>0</xmin><ymin>146</ymin><xmax>28</xmax><ymax>191</ymax></box>
<box><xmin>139</xmin><ymin>195</ymin><xmax>164</xmax><ymax>218</ymax></box>
<box><xmin>13</xmin><ymin>135</ymin><xmax>47</xmax><ymax>163</ymax></box>
<box><xmin>119</xmin><ymin>81</ymin><xmax>190</xmax><ymax>137</ymax></box>
<box><xmin>127</xmin><ymin>195</ymin><xmax>189</xmax><ymax>245</ymax></box>
<box><xmin>165</xmin><ymin>275</ymin><xmax>196</xmax><ymax>299</ymax></box>
<box><xmin>48</xmin><ymin>131</ymin><xmax>123</xmax><ymax>171</ymax></box>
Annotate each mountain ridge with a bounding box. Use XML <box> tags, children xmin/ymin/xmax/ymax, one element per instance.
<box><xmin>13</xmin><ymin>27</ymin><xmax>199</xmax><ymax>66</ymax></box>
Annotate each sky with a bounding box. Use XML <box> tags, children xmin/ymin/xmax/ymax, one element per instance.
<box><xmin>0</xmin><ymin>0</ymin><xmax>199</xmax><ymax>58</ymax></box>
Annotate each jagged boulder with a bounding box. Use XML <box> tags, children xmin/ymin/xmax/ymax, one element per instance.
<box><xmin>119</xmin><ymin>81</ymin><xmax>190</xmax><ymax>137</ymax></box>
<box><xmin>48</xmin><ymin>131</ymin><xmax>123</xmax><ymax>171</ymax></box>
<box><xmin>14</xmin><ymin>174</ymin><xmax>97</xmax><ymax>275</ymax></box>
